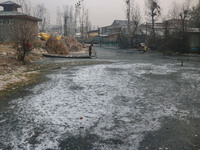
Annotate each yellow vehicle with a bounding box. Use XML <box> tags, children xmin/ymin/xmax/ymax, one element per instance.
<box><xmin>39</xmin><ymin>33</ymin><xmax>51</xmax><ymax>41</ymax></box>
<box><xmin>138</xmin><ymin>43</ymin><xmax>148</xmax><ymax>52</ymax></box>
<box><xmin>38</xmin><ymin>33</ymin><xmax>62</xmax><ymax>41</ymax></box>
<box><xmin>56</xmin><ymin>36</ymin><xmax>62</xmax><ymax>40</ymax></box>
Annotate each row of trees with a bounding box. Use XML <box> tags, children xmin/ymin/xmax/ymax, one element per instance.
<box><xmin>124</xmin><ymin>0</ymin><xmax>197</xmax><ymax>36</ymax></box>
<box><xmin>16</xmin><ymin>0</ymin><xmax>93</xmax><ymax>37</ymax></box>
<box><xmin>16</xmin><ymin>0</ymin><xmax>50</xmax><ymax>33</ymax></box>
<box><xmin>14</xmin><ymin>0</ymin><xmax>93</xmax><ymax>62</ymax></box>
<box><xmin>125</xmin><ymin>0</ymin><xmax>141</xmax><ymax>36</ymax></box>
<box><xmin>61</xmin><ymin>2</ymin><xmax>92</xmax><ymax>38</ymax></box>
<box><xmin>123</xmin><ymin>0</ymin><xmax>200</xmax><ymax>52</ymax></box>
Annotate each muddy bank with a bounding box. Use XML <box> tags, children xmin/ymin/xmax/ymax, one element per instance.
<box><xmin>0</xmin><ymin>42</ymin><xmax>95</xmax><ymax>98</ymax></box>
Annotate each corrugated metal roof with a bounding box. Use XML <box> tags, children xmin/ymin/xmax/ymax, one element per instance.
<box><xmin>0</xmin><ymin>1</ymin><xmax>21</xmax><ymax>7</ymax></box>
<box><xmin>112</xmin><ymin>20</ymin><xmax>135</xmax><ymax>26</ymax></box>
<box><xmin>0</xmin><ymin>11</ymin><xmax>42</xmax><ymax>21</ymax></box>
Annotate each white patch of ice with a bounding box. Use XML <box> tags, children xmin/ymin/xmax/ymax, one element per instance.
<box><xmin>0</xmin><ymin>62</ymin><xmax>188</xmax><ymax>150</ymax></box>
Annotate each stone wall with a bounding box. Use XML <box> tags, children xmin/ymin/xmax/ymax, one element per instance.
<box><xmin>0</xmin><ymin>18</ymin><xmax>14</xmax><ymax>42</ymax></box>
<box><xmin>0</xmin><ymin>17</ymin><xmax>39</xmax><ymax>43</ymax></box>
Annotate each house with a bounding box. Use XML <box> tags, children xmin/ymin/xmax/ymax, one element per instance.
<box><xmin>187</xmin><ymin>28</ymin><xmax>200</xmax><ymax>51</ymax></box>
<box><xmin>87</xmin><ymin>30</ymin><xmax>99</xmax><ymax>38</ymax></box>
<box><xmin>99</xmin><ymin>20</ymin><xmax>134</xmax><ymax>37</ymax></box>
<box><xmin>138</xmin><ymin>19</ymin><xmax>200</xmax><ymax>51</ymax></box>
<box><xmin>98</xmin><ymin>20</ymin><xmax>136</xmax><ymax>42</ymax></box>
<box><xmin>0</xmin><ymin>1</ymin><xmax>42</xmax><ymax>42</ymax></box>
<box><xmin>137</xmin><ymin>22</ymin><xmax>165</xmax><ymax>36</ymax></box>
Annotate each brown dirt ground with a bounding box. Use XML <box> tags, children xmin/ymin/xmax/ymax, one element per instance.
<box><xmin>0</xmin><ymin>44</ymin><xmax>47</xmax><ymax>91</ymax></box>
<box><xmin>0</xmin><ymin>42</ymin><xmax>88</xmax><ymax>93</ymax></box>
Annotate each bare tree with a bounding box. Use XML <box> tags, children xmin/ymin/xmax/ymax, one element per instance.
<box><xmin>74</xmin><ymin>7</ymin><xmax>79</xmax><ymax>34</ymax></box>
<box><xmin>69</xmin><ymin>6</ymin><xmax>73</xmax><ymax>35</ymax></box>
<box><xmin>57</xmin><ymin>6</ymin><xmax>63</xmax><ymax>34</ymax></box>
<box><xmin>16</xmin><ymin>0</ymin><xmax>32</xmax><ymax>15</ymax></box>
<box><xmin>145</xmin><ymin>0</ymin><xmax>161</xmax><ymax>36</ymax></box>
<box><xmin>85</xmin><ymin>9</ymin><xmax>90</xmax><ymax>38</ymax></box>
<box><xmin>14</xmin><ymin>17</ymin><xmax>39</xmax><ymax>62</ymax></box>
<box><xmin>34</xmin><ymin>3</ymin><xmax>47</xmax><ymax>32</ymax></box>
<box><xmin>63</xmin><ymin>5</ymin><xmax>69</xmax><ymax>36</ymax></box>
<box><xmin>158</xmin><ymin>0</ymin><xmax>193</xmax><ymax>53</ymax></box>
<box><xmin>190</xmin><ymin>4</ymin><xmax>200</xmax><ymax>28</ymax></box>
<box><xmin>75</xmin><ymin>0</ymin><xmax>91</xmax><ymax>39</ymax></box>
<box><xmin>12</xmin><ymin>1</ymin><xmax>40</xmax><ymax>62</ymax></box>
<box><xmin>130</xmin><ymin>2</ymin><xmax>141</xmax><ymax>35</ymax></box>
<box><xmin>169</xmin><ymin>0</ymin><xmax>191</xmax><ymax>32</ymax></box>
<box><xmin>179</xmin><ymin>1</ymin><xmax>191</xmax><ymax>32</ymax></box>
<box><xmin>78</xmin><ymin>3</ymin><xmax>86</xmax><ymax>38</ymax></box>
<box><xmin>80</xmin><ymin>7</ymin><xmax>85</xmax><ymax>38</ymax></box>
<box><xmin>46</xmin><ymin>13</ymin><xmax>51</xmax><ymax>33</ymax></box>
<box><xmin>125</xmin><ymin>0</ymin><xmax>131</xmax><ymax>34</ymax></box>
<box><xmin>168</xmin><ymin>1</ymin><xmax>181</xmax><ymax>20</ymax></box>
<box><xmin>75</xmin><ymin>0</ymin><xmax>84</xmax><ymax>8</ymax></box>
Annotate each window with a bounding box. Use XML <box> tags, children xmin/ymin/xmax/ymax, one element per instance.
<box><xmin>1</xmin><ymin>20</ymin><xmax>12</xmax><ymax>25</ymax></box>
<box><xmin>9</xmin><ymin>20</ymin><xmax>13</xmax><ymax>24</ymax></box>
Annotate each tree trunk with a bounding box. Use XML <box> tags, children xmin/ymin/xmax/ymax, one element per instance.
<box><xmin>152</xmin><ymin>9</ymin><xmax>155</xmax><ymax>37</ymax></box>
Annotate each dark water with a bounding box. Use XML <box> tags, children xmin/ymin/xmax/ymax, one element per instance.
<box><xmin>1</xmin><ymin>47</ymin><xmax>200</xmax><ymax>150</ymax></box>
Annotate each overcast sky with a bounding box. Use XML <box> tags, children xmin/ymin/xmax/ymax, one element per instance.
<box><xmin>0</xmin><ymin>0</ymin><xmax>199</xmax><ymax>27</ymax></box>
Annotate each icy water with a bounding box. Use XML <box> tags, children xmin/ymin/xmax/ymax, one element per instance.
<box><xmin>1</xmin><ymin>47</ymin><xmax>200</xmax><ymax>150</ymax></box>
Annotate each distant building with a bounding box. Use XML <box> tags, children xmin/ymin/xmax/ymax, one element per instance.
<box><xmin>138</xmin><ymin>19</ymin><xmax>200</xmax><ymax>51</ymax></box>
<box><xmin>99</xmin><ymin>20</ymin><xmax>136</xmax><ymax>36</ymax></box>
<box><xmin>45</xmin><ymin>24</ymin><xmax>63</xmax><ymax>35</ymax></box>
<box><xmin>0</xmin><ymin>1</ymin><xmax>42</xmax><ymax>42</ymax></box>
<box><xmin>137</xmin><ymin>22</ymin><xmax>165</xmax><ymax>36</ymax></box>
<box><xmin>87</xmin><ymin>30</ymin><xmax>99</xmax><ymax>38</ymax></box>
<box><xmin>138</xmin><ymin>19</ymin><xmax>190</xmax><ymax>36</ymax></box>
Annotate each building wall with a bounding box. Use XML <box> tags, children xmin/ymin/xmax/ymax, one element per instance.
<box><xmin>0</xmin><ymin>17</ymin><xmax>39</xmax><ymax>42</ymax></box>
<box><xmin>189</xmin><ymin>33</ymin><xmax>200</xmax><ymax>50</ymax></box>
<box><xmin>0</xmin><ymin>18</ymin><xmax>14</xmax><ymax>42</ymax></box>
<box><xmin>88</xmin><ymin>32</ymin><xmax>98</xmax><ymax>38</ymax></box>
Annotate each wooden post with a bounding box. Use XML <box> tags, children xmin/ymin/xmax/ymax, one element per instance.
<box><xmin>181</xmin><ymin>59</ymin><xmax>184</xmax><ymax>66</ymax></box>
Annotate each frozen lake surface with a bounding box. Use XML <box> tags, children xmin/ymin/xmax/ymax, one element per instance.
<box><xmin>1</xmin><ymin>47</ymin><xmax>200</xmax><ymax>150</ymax></box>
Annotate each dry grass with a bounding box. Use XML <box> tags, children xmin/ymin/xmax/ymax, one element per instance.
<box><xmin>31</xmin><ymin>39</ymin><xmax>47</xmax><ymax>48</ymax></box>
<box><xmin>46</xmin><ymin>36</ymin><xmax>69</xmax><ymax>55</ymax></box>
<box><xmin>64</xmin><ymin>35</ymin><xmax>84</xmax><ymax>52</ymax></box>
<box><xmin>0</xmin><ymin>43</ymin><xmax>47</xmax><ymax>93</ymax></box>
<box><xmin>0</xmin><ymin>36</ymin><xmax>87</xmax><ymax>94</ymax></box>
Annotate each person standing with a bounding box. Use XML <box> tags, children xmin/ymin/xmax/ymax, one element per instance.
<box><xmin>89</xmin><ymin>44</ymin><xmax>93</xmax><ymax>57</ymax></box>
<box><xmin>25</xmin><ymin>41</ymin><xmax>32</xmax><ymax>56</ymax></box>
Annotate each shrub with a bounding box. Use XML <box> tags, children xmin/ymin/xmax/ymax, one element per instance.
<box><xmin>64</xmin><ymin>36</ymin><xmax>83</xmax><ymax>52</ymax></box>
<box><xmin>46</xmin><ymin>36</ymin><xmax>69</xmax><ymax>55</ymax></box>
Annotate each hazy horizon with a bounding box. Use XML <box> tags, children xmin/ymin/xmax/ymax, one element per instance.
<box><xmin>0</xmin><ymin>0</ymin><xmax>199</xmax><ymax>27</ymax></box>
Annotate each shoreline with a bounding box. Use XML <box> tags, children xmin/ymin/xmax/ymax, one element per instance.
<box><xmin>0</xmin><ymin>58</ymin><xmax>111</xmax><ymax>100</ymax></box>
